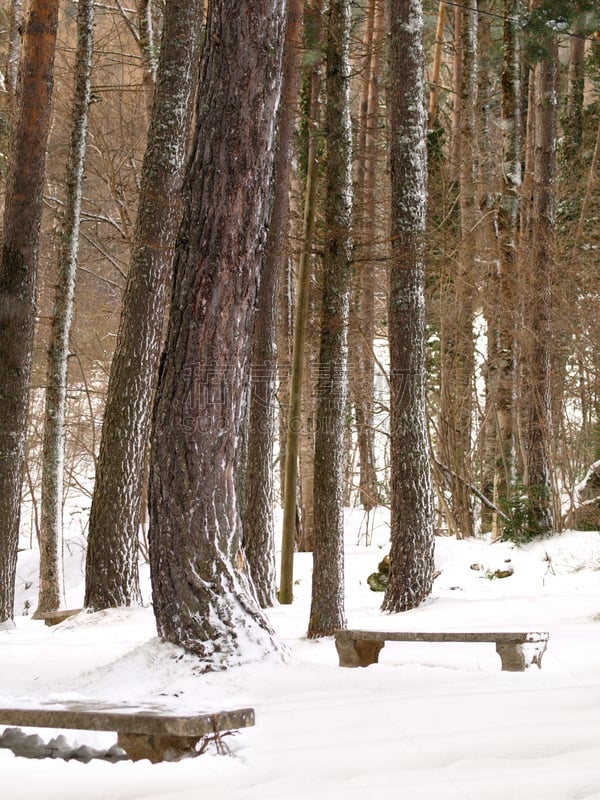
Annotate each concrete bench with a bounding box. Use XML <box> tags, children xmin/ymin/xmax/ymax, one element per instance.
<box><xmin>334</xmin><ymin>630</ymin><xmax>549</xmax><ymax>671</ymax></box>
<box><xmin>0</xmin><ymin>700</ymin><xmax>255</xmax><ymax>762</ymax></box>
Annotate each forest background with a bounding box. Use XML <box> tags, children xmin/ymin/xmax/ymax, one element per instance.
<box><xmin>0</xmin><ymin>0</ymin><xmax>600</xmax><ymax>661</ymax></box>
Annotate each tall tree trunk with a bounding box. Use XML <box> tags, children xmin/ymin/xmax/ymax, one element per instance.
<box><xmin>0</xmin><ymin>0</ymin><xmax>60</xmax><ymax>626</ymax></box>
<box><xmin>491</xmin><ymin>0</ymin><xmax>521</xmax><ymax>538</ymax></box>
<box><xmin>382</xmin><ymin>0</ymin><xmax>435</xmax><ymax>613</ymax></box>
<box><xmin>349</xmin><ymin>0</ymin><xmax>383</xmax><ymax>512</ymax></box>
<box><xmin>307</xmin><ymin>0</ymin><xmax>352</xmax><ymax>638</ymax></box>
<box><xmin>85</xmin><ymin>0</ymin><xmax>203</xmax><ymax>610</ymax></box>
<box><xmin>243</xmin><ymin>0</ymin><xmax>303</xmax><ymax>609</ymax></box>
<box><xmin>280</xmin><ymin>1</ymin><xmax>324</xmax><ymax>603</ymax></box>
<box><xmin>524</xmin><ymin>35</ymin><xmax>558</xmax><ymax>536</ymax></box>
<box><xmin>149</xmin><ymin>0</ymin><xmax>286</xmax><ymax>664</ymax></box>
<box><xmin>439</xmin><ymin>0</ymin><xmax>477</xmax><ymax>539</ymax></box>
<box><xmin>36</xmin><ymin>0</ymin><xmax>94</xmax><ymax>616</ymax></box>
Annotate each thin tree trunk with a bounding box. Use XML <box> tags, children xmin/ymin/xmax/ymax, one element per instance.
<box><xmin>149</xmin><ymin>0</ymin><xmax>286</xmax><ymax>664</ymax></box>
<box><xmin>0</xmin><ymin>0</ymin><xmax>60</xmax><ymax>625</ymax></box>
<box><xmin>439</xmin><ymin>0</ymin><xmax>477</xmax><ymax>539</ymax></box>
<box><xmin>85</xmin><ymin>0</ymin><xmax>203</xmax><ymax>610</ymax></box>
<box><xmin>280</xmin><ymin>1</ymin><xmax>324</xmax><ymax>603</ymax></box>
<box><xmin>243</xmin><ymin>0</ymin><xmax>304</xmax><ymax>608</ymax></box>
<box><xmin>524</xmin><ymin>34</ymin><xmax>557</xmax><ymax>535</ymax></box>
<box><xmin>349</xmin><ymin>0</ymin><xmax>383</xmax><ymax>511</ymax></box>
<box><xmin>6</xmin><ymin>0</ymin><xmax>23</xmax><ymax>98</ymax></box>
<box><xmin>36</xmin><ymin>0</ymin><xmax>94</xmax><ymax>616</ymax></box>
<box><xmin>382</xmin><ymin>0</ymin><xmax>435</xmax><ymax>613</ymax></box>
<box><xmin>307</xmin><ymin>0</ymin><xmax>352</xmax><ymax>638</ymax></box>
<box><xmin>428</xmin><ymin>0</ymin><xmax>446</xmax><ymax>128</ymax></box>
<box><xmin>491</xmin><ymin>0</ymin><xmax>521</xmax><ymax>538</ymax></box>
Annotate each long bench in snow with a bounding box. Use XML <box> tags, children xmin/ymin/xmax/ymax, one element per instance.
<box><xmin>0</xmin><ymin>700</ymin><xmax>255</xmax><ymax>762</ymax></box>
<box><xmin>334</xmin><ymin>630</ymin><xmax>549</xmax><ymax>671</ymax></box>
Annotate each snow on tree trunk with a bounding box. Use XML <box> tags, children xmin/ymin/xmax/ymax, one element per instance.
<box><xmin>307</xmin><ymin>0</ymin><xmax>352</xmax><ymax>638</ymax></box>
<box><xmin>84</xmin><ymin>0</ymin><xmax>203</xmax><ymax>610</ymax></box>
<box><xmin>0</xmin><ymin>0</ymin><xmax>60</xmax><ymax>625</ymax></box>
<box><xmin>382</xmin><ymin>0</ymin><xmax>435</xmax><ymax>613</ymax></box>
<box><xmin>491</xmin><ymin>0</ymin><xmax>521</xmax><ymax>538</ymax></box>
<box><xmin>37</xmin><ymin>0</ymin><xmax>94</xmax><ymax>616</ymax></box>
<box><xmin>149</xmin><ymin>0</ymin><xmax>286</xmax><ymax>666</ymax></box>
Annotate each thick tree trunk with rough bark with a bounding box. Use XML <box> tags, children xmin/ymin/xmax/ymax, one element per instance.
<box><xmin>36</xmin><ymin>0</ymin><xmax>94</xmax><ymax>616</ymax></box>
<box><xmin>0</xmin><ymin>0</ymin><xmax>60</xmax><ymax>626</ymax></box>
<box><xmin>244</xmin><ymin>0</ymin><xmax>303</xmax><ymax>608</ymax></box>
<box><xmin>307</xmin><ymin>0</ymin><xmax>352</xmax><ymax>638</ymax></box>
<box><xmin>84</xmin><ymin>0</ymin><xmax>203</xmax><ymax>610</ymax></box>
<box><xmin>382</xmin><ymin>0</ymin><xmax>435</xmax><ymax>613</ymax></box>
<box><xmin>149</xmin><ymin>0</ymin><xmax>286</xmax><ymax>665</ymax></box>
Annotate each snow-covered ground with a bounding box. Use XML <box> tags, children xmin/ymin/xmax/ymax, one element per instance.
<box><xmin>2</xmin><ymin>508</ymin><xmax>600</xmax><ymax>799</ymax></box>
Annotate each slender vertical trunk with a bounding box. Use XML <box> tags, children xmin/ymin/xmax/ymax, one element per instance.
<box><xmin>383</xmin><ymin>0</ymin><xmax>434</xmax><ymax>612</ymax></box>
<box><xmin>0</xmin><ymin>0</ymin><xmax>60</xmax><ymax>625</ymax></box>
<box><xmin>244</xmin><ymin>0</ymin><xmax>303</xmax><ymax>608</ymax></box>
<box><xmin>491</xmin><ymin>0</ymin><xmax>521</xmax><ymax>538</ymax></box>
<box><xmin>137</xmin><ymin>0</ymin><xmax>158</xmax><ymax>115</ymax></box>
<box><xmin>149</xmin><ymin>1</ymin><xmax>286</xmax><ymax>664</ymax></box>
<box><xmin>439</xmin><ymin>0</ymin><xmax>477</xmax><ymax>539</ymax></box>
<box><xmin>6</xmin><ymin>0</ymin><xmax>23</xmax><ymax>98</ymax></box>
<box><xmin>36</xmin><ymin>0</ymin><xmax>94</xmax><ymax>616</ymax></box>
<box><xmin>307</xmin><ymin>0</ymin><xmax>352</xmax><ymax>638</ymax></box>
<box><xmin>525</xmin><ymin>36</ymin><xmax>557</xmax><ymax>536</ymax></box>
<box><xmin>85</xmin><ymin>0</ymin><xmax>203</xmax><ymax>610</ymax></box>
<box><xmin>280</xmin><ymin>1</ymin><xmax>324</xmax><ymax>603</ymax></box>
<box><xmin>428</xmin><ymin>0</ymin><xmax>446</xmax><ymax>128</ymax></box>
<box><xmin>349</xmin><ymin>0</ymin><xmax>383</xmax><ymax>511</ymax></box>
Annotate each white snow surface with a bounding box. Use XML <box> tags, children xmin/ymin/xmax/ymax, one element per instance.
<box><xmin>2</xmin><ymin>507</ymin><xmax>600</xmax><ymax>799</ymax></box>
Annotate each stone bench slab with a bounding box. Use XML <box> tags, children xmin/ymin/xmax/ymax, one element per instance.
<box><xmin>0</xmin><ymin>701</ymin><xmax>255</xmax><ymax>762</ymax></box>
<box><xmin>334</xmin><ymin>630</ymin><xmax>549</xmax><ymax>671</ymax></box>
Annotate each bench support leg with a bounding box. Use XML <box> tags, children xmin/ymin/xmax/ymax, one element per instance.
<box><xmin>336</xmin><ymin>637</ymin><xmax>384</xmax><ymax>668</ymax></box>
<box><xmin>496</xmin><ymin>640</ymin><xmax>547</xmax><ymax>671</ymax></box>
<box><xmin>118</xmin><ymin>732</ymin><xmax>200</xmax><ymax>763</ymax></box>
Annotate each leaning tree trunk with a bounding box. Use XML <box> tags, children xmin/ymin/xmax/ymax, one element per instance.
<box><xmin>36</xmin><ymin>0</ymin><xmax>94</xmax><ymax>616</ymax></box>
<box><xmin>243</xmin><ymin>0</ymin><xmax>304</xmax><ymax>608</ymax></box>
<box><xmin>0</xmin><ymin>0</ymin><xmax>60</xmax><ymax>626</ymax></box>
<box><xmin>84</xmin><ymin>0</ymin><xmax>203</xmax><ymax>610</ymax></box>
<box><xmin>307</xmin><ymin>0</ymin><xmax>352</xmax><ymax>639</ymax></box>
<box><xmin>382</xmin><ymin>0</ymin><xmax>435</xmax><ymax>613</ymax></box>
<box><xmin>149</xmin><ymin>0</ymin><xmax>286</xmax><ymax>665</ymax></box>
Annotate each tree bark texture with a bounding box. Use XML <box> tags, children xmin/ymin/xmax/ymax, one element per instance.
<box><xmin>85</xmin><ymin>0</ymin><xmax>203</xmax><ymax>610</ymax></box>
<box><xmin>244</xmin><ymin>0</ymin><xmax>303</xmax><ymax>608</ymax></box>
<box><xmin>149</xmin><ymin>0</ymin><xmax>286</xmax><ymax>665</ymax></box>
<box><xmin>349</xmin><ymin>0</ymin><xmax>383</xmax><ymax>511</ymax></box>
<box><xmin>37</xmin><ymin>0</ymin><xmax>94</xmax><ymax>616</ymax></box>
<box><xmin>308</xmin><ymin>0</ymin><xmax>352</xmax><ymax>638</ymax></box>
<box><xmin>279</xmin><ymin>4</ymin><xmax>323</xmax><ymax>601</ymax></box>
<box><xmin>490</xmin><ymin>0</ymin><xmax>521</xmax><ymax>538</ymax></box>
<box><xmin>439</xmin><ymin>0</ymin><xmax>477</xmax><ymax>539</ymax></box>
<box><xmin>382</xmin><ymin>0</ymin><xmax>435</xmax><ymax>613</ymax></box>
<box><xmin>0</xmin><ymin>0</ymin><xmax>60</xmax><ymax>625</ymax></box>
<box><xmin>524</xmin><ymin>36</ymin><xmax>558</xmax><ymax>535</ymax></box>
